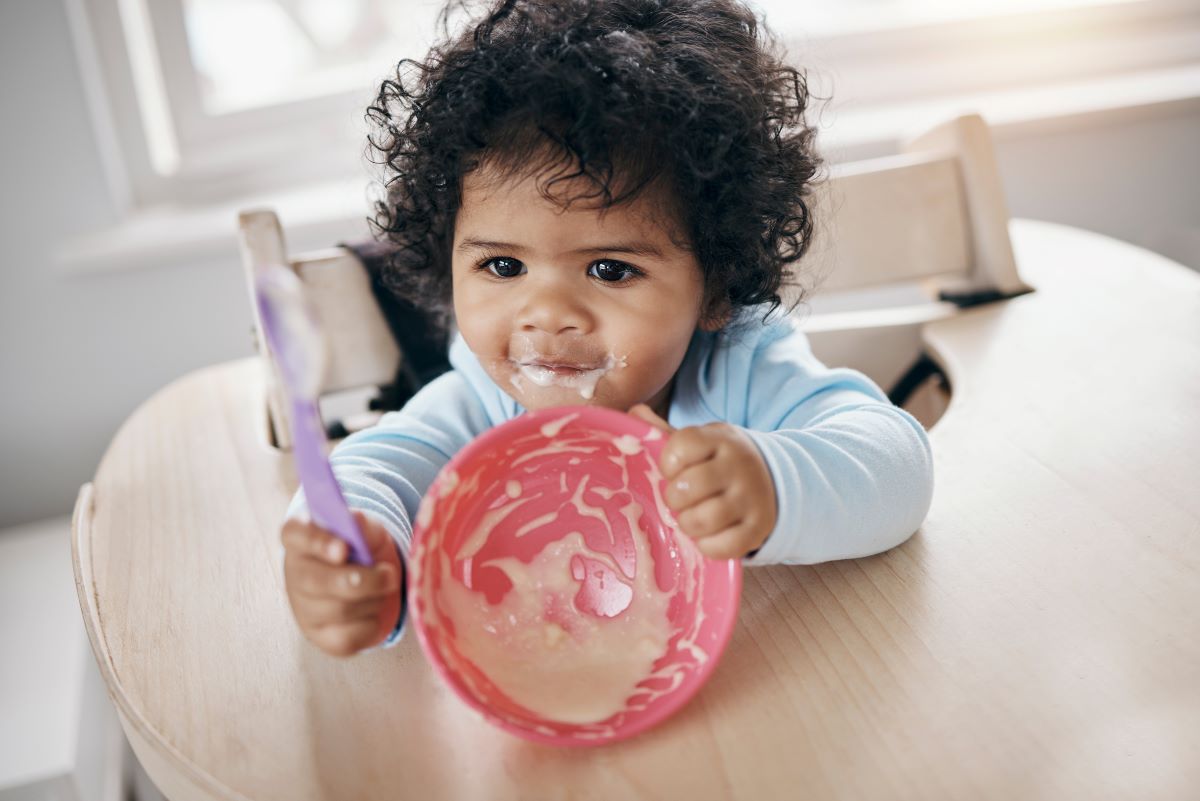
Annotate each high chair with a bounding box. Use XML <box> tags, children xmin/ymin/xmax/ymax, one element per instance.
<box><xmin>76</xmin><ymin>111</ymin><xmax>1200</xmax><ymax>801</ymax></box>
<box><xmin>238</xmin><ymin>113</ymin><xmax>1030</xmax><ymax>448</ymax></box>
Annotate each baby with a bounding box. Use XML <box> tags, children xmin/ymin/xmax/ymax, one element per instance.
<box><xmin>282</xmin><ymin>0</ymin><xmax>934</xmax><ymax>657</ymax></box>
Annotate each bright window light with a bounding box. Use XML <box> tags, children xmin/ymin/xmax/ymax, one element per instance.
<box><xmin>181</xmin><ymin>0</ymin><xmax>446</xmax><ymax>114</ymax></box>
<box><xmin>750</xmin><ymin>0</ymin><xmax>1146</xmax><ymax>38</ymax></box>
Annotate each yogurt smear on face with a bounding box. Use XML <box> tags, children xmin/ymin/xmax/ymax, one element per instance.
<box><xmin>511</xmin><ymin>353</ymin><xmax>628</xmax><ymax>400</ymax></box>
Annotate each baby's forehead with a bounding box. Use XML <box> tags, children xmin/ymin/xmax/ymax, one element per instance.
<box><xmin>459</xmin><ymin>161</ymin><xmax>689</xmax><ymax>246</ymax></box>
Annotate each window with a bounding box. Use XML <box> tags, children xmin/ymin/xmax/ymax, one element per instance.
<box><xmin>70</xmin><ymin>0</ymin><xmax>450</xmax><ymax>209</ymax></box>
<box><xmin>67</xmin><ymin>0</ymin><xmax>1197</xmax><ymax>215</ymax></box>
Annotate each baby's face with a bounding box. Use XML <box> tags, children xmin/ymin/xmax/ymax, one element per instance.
<box><xmin>451</xmin><ymin>165</ymin><xmax>713</xmax><ymax>416</ymax></box>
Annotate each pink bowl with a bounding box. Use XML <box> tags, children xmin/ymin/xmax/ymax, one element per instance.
<box><xmin>409</xmin><ymin>405</ymin><xmax>741</xmax><ymax>746</ymax></box>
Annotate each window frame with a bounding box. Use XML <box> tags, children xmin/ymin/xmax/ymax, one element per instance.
<box><xmin>69</xmin><ymin>0</ymin><xmax>431</xmax><ymax>209</ymax></box>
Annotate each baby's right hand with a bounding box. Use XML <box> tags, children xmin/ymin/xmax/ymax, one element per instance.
<box><xmin>281</xmin><ymin>511</ymin><xmax>403</xmax><ymax>657</ymax></box>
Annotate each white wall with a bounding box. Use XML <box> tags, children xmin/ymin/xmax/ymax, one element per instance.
<box><xmin>0</xmin><ymin>1</ymin><xmax>254</xmax><ymax>528</ymax></box>
<box><xmin>996</xmin><ymin>105</ymin><xmax>1200</xmax><ymax>270</ymax></box>
<box><xmin>0</xmin><ymin>0</ymin><xmax>1197</xmax><ymax>530</ymax></box>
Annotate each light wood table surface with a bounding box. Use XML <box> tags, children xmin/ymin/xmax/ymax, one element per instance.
<box><xmin>72</xmin><ymin>220</ymin><xmax>1200</xmax><ymax>800</ymax></box>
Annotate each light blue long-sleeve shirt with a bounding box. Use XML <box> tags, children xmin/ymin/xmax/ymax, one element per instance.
<box><xmin>290</xmin><ymin>309</ymin><xmax>934</xmax><ymax>642</ymax></box>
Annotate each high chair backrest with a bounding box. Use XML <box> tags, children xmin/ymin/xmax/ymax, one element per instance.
<box><xmin>806</xmin><ymin>113</ymin><xmax>1026</xmax><ymax>298</ymax></box>
<box><xmin>238</xmin><ymin>113</ymin><xmax>1029</xmax><ymax>448</ymax></box>
<box><xmin>237</xmin><ymin>213</ymin><xmax>401</xmax><ymax>449</ymax></box>
<box><xmin>795</xmin><ymin>112</ymin><xmax>1031</xmax><ymax>402</ymax></box>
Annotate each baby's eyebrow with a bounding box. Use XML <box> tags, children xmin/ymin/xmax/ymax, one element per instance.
<box><xmin>457</xmin><ymin>238</ymin><xmax>523</xmax><ymax>254</ymax></box>
<box><xmin>456</xmin><ymin>237</ymin><xmax>664</xmax><ymax>259</ymax></box>
<box><xmin>572</xmin><ymin>242</ymin><xmax>664</xmax><ymax>259</ymax></box>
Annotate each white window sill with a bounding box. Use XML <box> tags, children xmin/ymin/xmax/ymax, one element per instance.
<box><xmin>823</xmin><ymin>61</ymin><xmax>1200</xmax><ymax>160</ymax></box>
<box><xmin>55</xmin><ymin>60</ymin><xmax>1200</xmax><ymax>278</ymax></box>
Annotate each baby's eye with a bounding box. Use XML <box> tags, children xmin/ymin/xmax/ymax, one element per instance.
<box><xmin>480</xmin><ymin>257</ymin><xmax>525</xmax><ymax>279</ymax></box>
<box><xmin>588</xmin><ymin>260</ymin><xmax>641</xmax><ymax>283</ymax></box>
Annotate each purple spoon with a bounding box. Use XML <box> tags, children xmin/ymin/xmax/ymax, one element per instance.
<box><xmin>255</xmin><ymin>265</ymin><xmax>374</xmax><ymax>566</ymax></box>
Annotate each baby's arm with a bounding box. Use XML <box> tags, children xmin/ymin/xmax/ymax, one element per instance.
<box><xmin>643</xmin><ymin>318</ymin><xmax>934</xmax><ymax>564</ymax></box>
<box><xmin>283</xmin><ymin>370</ymin><xmax>492</xmax><ymax>653</ymax></box>
<box><xmin>734</xmin><ymin>320</ymin><xmax>935</xmax><ymax>564</ymax></box>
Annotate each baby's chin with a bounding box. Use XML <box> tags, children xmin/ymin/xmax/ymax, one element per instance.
<box><xmin>507</xmin><ymin>386</ymin><xmax>625</xmax><ymax>412</ymax></box>
<box><xmin>498</xmin><ymin>373</ymin><xmax>625</xmax><ymax>411</ymax></box>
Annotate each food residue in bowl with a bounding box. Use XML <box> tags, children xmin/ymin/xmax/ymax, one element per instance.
<box><xmin>437</xmin><ymin>524</ymin><xmax>673</xmax><ymax>724</ymax></box>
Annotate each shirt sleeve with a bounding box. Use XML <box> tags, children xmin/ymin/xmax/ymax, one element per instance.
<box><xmin>285</xmin><ymin>368</ymin><xmax>493</xmax><ymax>645</ymax></box>
<box><xmin>730</xmin><ymin>318</ymin><xmax>935</xmax><ymax>565</ymax></box>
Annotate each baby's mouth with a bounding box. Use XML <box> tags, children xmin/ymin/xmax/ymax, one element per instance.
<box><xmin>508</xmin><ymin>352</ymin><xmax>628</xmax><ymax>400</ymax></box>
<box><xmin>516</xmin><ymin>360</ymin><xmax>597</xmax><ymax>375</ymax></box>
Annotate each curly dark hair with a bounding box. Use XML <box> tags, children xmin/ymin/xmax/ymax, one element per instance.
<box><xmin>365</xmin><ymin>0</ymin><xmax>824</xmax><ymax>332</ymax></box>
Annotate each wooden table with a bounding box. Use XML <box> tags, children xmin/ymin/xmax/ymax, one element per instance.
<box><xmin>73</xmin><ymin>220</ymin><xmax>1200</xmax><ymax>800</ymax></box>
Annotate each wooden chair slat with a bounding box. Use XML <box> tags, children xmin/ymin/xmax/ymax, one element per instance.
<box><xmin>291</xmin><ymin>252</ymin><xmax>401</xmax><ymax>394</ymax></box>
<box><xmin>806</xmin><ymin>153</ymin><xmax>972</xmax><ymax>294</ymax></box>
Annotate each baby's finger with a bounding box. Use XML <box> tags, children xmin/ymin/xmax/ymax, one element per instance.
<box><xmin>676</xmin><ymin>494</ymin><xmax>742</xmax><ymax>541</ymax></box>
<box><xmin>311</xmin><ymin>616</ymin><xmax>385</xmax><ymax>658</ymax></box>
<box><xmin>628</xmin><ymin>403</ymin><xmax>674</xmax><ymax>433</ymax></box>
<box><xmin>301</xmin><ymin>596</ymin><xmax>384</xmax><ymax>629</ymax></box>
<box><xmin>659</xmin><ymin>427</ymin><xmax>719</xmax><ymax>480</ymax></box>
<box><xmin>290</xmin><ymin>557</ymin><xmax>400</xmax><ymax>602</ymax></box>
<box><xmin>694</xmin><ymin>524</ymin><xmax>754</xmax><ymax>560</ymax></box>
<box><xmin>282</xmin><ymin>518</ymin><xmax>348</xmax><ymax>565</ymax></box>
<box><xmin>663</xmin><ymin>460</ymin><xmax>726</xmax><ymax>512</ymax></box>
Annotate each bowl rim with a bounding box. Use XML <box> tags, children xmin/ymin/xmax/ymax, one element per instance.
<box><xmin>407</xmin><ymin>404</ymin><xmax>743</xmax><ymax>746</ymax></box>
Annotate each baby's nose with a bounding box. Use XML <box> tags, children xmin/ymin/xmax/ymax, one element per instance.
<box><xmin>516</xmin><ymin>282</ymin><xmax>592</xmax><ymax>335</ymax></box>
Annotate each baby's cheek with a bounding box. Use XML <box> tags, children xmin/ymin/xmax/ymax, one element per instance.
<box><xmin>623</xmin><ymin>358</ymin><xmax>676</xmax><ymax>407</ymax></box>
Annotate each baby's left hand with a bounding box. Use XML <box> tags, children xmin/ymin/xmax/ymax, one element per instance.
<box><xmin>628</xmin><ymin>403</ymin><xmax>777</xmax><ymax>559</ymax></box>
